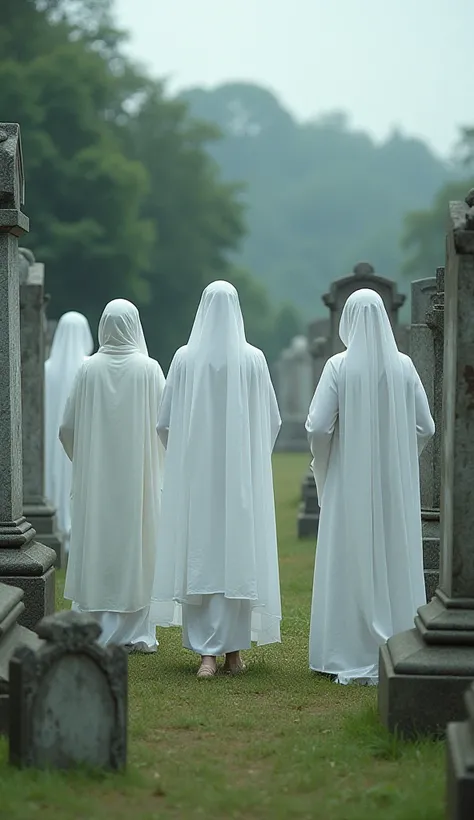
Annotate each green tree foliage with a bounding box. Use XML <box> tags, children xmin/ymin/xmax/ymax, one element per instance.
<box><xmin>401</xmin><ymin>129</ymin><xmax>474</xmax><ymax>279</ymax></box>
<box><xmin>2</xmin><ymin>0</ymin><xmax>288</xmax><ymax>367</ymax></box>
<box><xmin>181</xmin><ymin>84</ymin><xmax>453</xmax><ymax>317</ymax></box>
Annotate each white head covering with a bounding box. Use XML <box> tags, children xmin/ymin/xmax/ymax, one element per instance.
<box><xmin>151</xmin><ymin>280</ymin><xmax>282</xmax><ymax>645</ymax></box>
<box><xmin>44</xmin><ymin>311</ymin><xmax>94</xmax><ymax>537</ymax></box>
<box><xmin>337</xmin><ymin>288</ymin><xmax>413</xmax><ymax>606</ymax></box>
<box><xmin>98</xmin><ymin>299</ymin><xmax>148</xmax><ymax>355</ymax></box>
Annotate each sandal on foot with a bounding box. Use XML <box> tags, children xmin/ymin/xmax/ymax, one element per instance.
<box><xmin>222</xmin><ymin>659</ymin><xmax>246</xmax><ymax>675</ymax></box>
<box><xmin>197</xmin><ymin>661</ymin><xmax>217</xmax><ymax>678</ymax></box>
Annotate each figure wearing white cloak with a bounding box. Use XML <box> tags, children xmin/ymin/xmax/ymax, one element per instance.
<box><xmin>151</xmin><ymin>281</ymin><xmax>282</xmax><ymax>675</ymax></box>
<box><xmin>59</xmin><ymin>299</ymin><xmax>166</xmax><ymax>650</ymax></box>
<box><xmin>44</xmin><ymin>312</ymin><xmax>94</xmax><ymax>544</ymax></box>
<box><xmin>306</xmin><ymin>289</ymin><xmax>435</xmax><ymax>685</ymax></box>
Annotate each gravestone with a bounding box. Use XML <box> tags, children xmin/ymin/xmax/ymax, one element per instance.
<box><xmin>410</xmin><ymin>275</ymin><xmax>441</xmax><ymax>600</ymax></box>
<box><xmin>19</xmin><ymin>248</ymin><xmax>63</xmax><ymax>568</ymax></box>
<box><xmin>0</xmin><ymin>123</ymin><xmax>56</xmax><ymax>631</ymax></box>
<box><xmin>297</xmin><ymin>335</ymin><xmax>328</xmax><ymax>538</ymax></box>
<box><xmin>9</xmin><ymin>610</ymin><xmax>127</xmax><ymax>770</ymax></box>
<box><xmin>0</xmin><ymin>583</ymin><xmax>41</xmax><ymax>734</ymax></box>
<box><xmin>322</xmin><ymin>262</ymin><xmax>406</xmax><ymax>356</ymax></box>
<box><xmin>45</xmin><ymin>319</ymin><xmax>57</xmax><ymax>359</ymax></box>
<box><xmin>446</xmin><ymin>682</ymin><xmax>474</xmax><ymax>819</ymax></box>
<box><xmin>379</xmin><ymin>190</ymin><xmax>474</xmax><ymax>737</ymax></box>
<box><xmin>275</xmin><ymin>336</ymin><xmax>314</xmax><ymax>452</ymax></box>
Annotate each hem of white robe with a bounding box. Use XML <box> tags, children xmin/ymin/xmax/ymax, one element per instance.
<box><xmin>310</xmin><ymin>663</ymin><xmax>378</xmax><ymax>686</ymax></box>
<box><xmin>71</xmin><ymin>602</ymin><xmax>158</xmax><ymax>651</ymax></box>
<box><xmin>150</xmin><ymin>597</ymin><xmax>281</xmax><ymax>646</ymax></box>
<box><xmin>182</xmin><ymin>594</ymin><xmax>252</xmax><ymax>656</ymax></box>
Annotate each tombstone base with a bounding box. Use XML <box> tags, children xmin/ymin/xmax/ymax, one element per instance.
<box><xmin>297</xmin><ymin>470</ymin><xmax>320</xmax><ymax>539</ymax></box>
<box><xmin>0</xmin><ymin>541</ymin><xmax>56</xmax><ymax>631</ymax></box>
<box><xmin>422</xmin><ymin>510</ymin><xmax>440</xmax><ymax>601</ymax></box>
<box><xmin>24</xmin><ymin>504</ymin><xmax>64</xmax><ymax>569</ymax></box>
<box><xmin>446</xmin><ymin>721</ymin><xmax>474</xmax><ymax>820</ymax></box>
<box><xmin>0</xmin><ymin>583</ymin><xmax>41</xmax><ymax>734</ymax></box>
<box><xmin>379</xmin><ymin>610</ymin><xmax>474</xmax><ymax>738</ymax></box>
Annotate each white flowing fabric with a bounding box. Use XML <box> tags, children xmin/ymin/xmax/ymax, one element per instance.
<box><xmin>150</xmin><ymin>281</ymin><xmax>282</xmax><ymax>649</ymax></box>
<box><xmin>306</xmin><ymin>289</ymin><xmax>435</xmax><ymax>685</ymax></box>
<box><xmin>44</xmin><ymin>312</ymin><xmax>94</xmax><ymax>541</ymax></box>
<box><xmin>59</xmin><ymin>299</ymin><xmax>166</xmax><ymax>649</ymax></box>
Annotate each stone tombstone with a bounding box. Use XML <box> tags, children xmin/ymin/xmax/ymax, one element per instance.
<box><xmin>378</xmin><ymin>190</ymin><xmax>474</xmax><ymax>738</ymax></box>
<box><xmin>0</xmin><ymin>582</ymin><xmax>41</xmax><ymax>735</ymax></box>
<box><xmin>19</xmin><ymin>248</ymin><xmax>63</xmax><ymax>568</ymax></box>
<box><xmin>0</xmin><ymin>123</ymin><xmax>56</xmax><ymax>631</ymax></box>
<box><xmin>45</xmin><ymin>319</ymin><xmax>57</xmax><ymax>360</ymax></box>
<box><xmin>446</xmin><ymin>682</ymin><xmax>474</xmax><ymax>820</ymax></box>
<box><xmin>322</xmin><ymin>262</ymin><xmax>406</xmax><ymax>356</ymax></box>
<box><xmin>410</xmin><ymin>276</ymin><xmax>440</xmax><ymax>600</ymax></box>
<box><xmin>275</xmin><ymin>335</ymin><xmax>314</xmax><ymax>452</ymax></box>
<box><xmin>9</xmin><ymin>610</ymin><xmax>127</xmax><ymax>770</ymax></box>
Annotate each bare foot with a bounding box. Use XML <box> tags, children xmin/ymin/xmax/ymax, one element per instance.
<box><xmin>197</xmin><ymin>655</ymin><xmax>217</xmax><ymax>678</ymax></box>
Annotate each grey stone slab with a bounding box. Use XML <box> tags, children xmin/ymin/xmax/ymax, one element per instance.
<box><xmin>446</xmin><ymin>721</ymin><xmax>474</xmax><ymax>820</ymax></box>
<box><xmin>9</xmin><ymin>609</ymin><xmax>127</xmax><ymax>770</ymax></box>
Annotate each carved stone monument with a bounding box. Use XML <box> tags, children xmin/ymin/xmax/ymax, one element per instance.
<box><xmin>379</xmin><ymin>191</ymin><xmax>474</xmax><ymax>737</ymax></box>
<box><xmin>9</xmin><ymin>610</ymin><xmax>127</xmax><ymax>770</ymax></box>
<box><xmin>0</xmin><ymin>583</ymin><xmax>41</xmax><ymax>734</ymax></box>
<box><xmin>322</xmin><ymin>262</ymin><xmax>406</xmax><ymax>356</ymax></box>
<box><xmin>275</xmin><ymin>335</ymin><xmax>314</xmax><ymax>452</ymax></box>
<box><xmin>410</xmin><ymin>275</ymin><xmax>442</xmax><ymax>600</ymax></box>
<box><xmin>0</xmin><ymin>123</ymin><xmax>56</xmax><ymax>630</ymax></box>
<box><xmin>446</xmin><ymin>682</ymin><xmax>474</xmax><ymax>819</ymax></box>
<box><xmin>19</xmin><ymin>248</ymin><xmax>63</xmax><ymax>568</ymax></box>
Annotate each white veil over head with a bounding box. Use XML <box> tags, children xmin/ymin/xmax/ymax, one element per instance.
<box><xmin>48</xmin><ymin>311</ymin><xmax>94</xmax><ymax>374</ymax></box>
<box><xmin>98</xmin><ymin>299</ymin><xmax>148</xmax><ymax>355</ymax></box>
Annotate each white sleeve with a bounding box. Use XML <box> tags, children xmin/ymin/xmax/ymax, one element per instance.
<box><xmin>156</xmin><ymin>358</ymin><xmax>176</xmax><ymax>450</ymax></box>
<box><xmin>412</xmin><ymin>364</ymin><xmax>435</xmax><ymax>455</ymax></box>
<box><xmin>305</xmin><ymin>359</ymin><xmax>339</xmax><ymax>499</ymax></box>
<box><xmin>58</xmin><ymin>370</ymin><xmax>81</xmax><ymax>461</ymax></box>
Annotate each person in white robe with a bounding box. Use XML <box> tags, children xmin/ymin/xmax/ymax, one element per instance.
<box><xmin>44</xmin><ymin>311</ymin><xmax>94</xmax><ymax>547</ymax></box>
<box><xmin>59</xmin><ymin>299</ymin><xmax>166</xmax><ymax>651</ymax></box>
<box><xmin>306</xmin><ymin>288</ymin><xmax>435</xmax><ymax>685</ymax></box>
<box><xmin>151</xmin><ymin>281</ymin><xmax>282</xmax><ymax>678</ymax></box>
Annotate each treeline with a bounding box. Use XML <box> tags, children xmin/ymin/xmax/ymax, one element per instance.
<box><xmin>1</xmin><ymin>0</ymin><xmax>299</xmax><ymax>367</ymax></box>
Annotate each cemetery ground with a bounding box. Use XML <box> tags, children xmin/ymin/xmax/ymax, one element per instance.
<box><xmin>0</xmin><ymin>455</ymin><xmax>444</xmax><ymax>820</ymax></box>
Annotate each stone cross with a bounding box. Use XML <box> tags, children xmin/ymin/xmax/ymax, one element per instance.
<box><xmin>446</xmin><ymin>681</ymin><xmax>474</xmax><ymax>819</ymax></box>
<box><xmin>379</xmin><ymin>190</ymin><xmax>474</xmax><ymax>737</ymax></box>
<box><xmin>322</xmin><ymin>262</ymin><xmax>406</xmax><ymax>356</ymax></box>
<box><xmin>9</xmin><ymin>610</ymin><xmax>127</xmax><ymax>770</ymax></box>
<box><xmin>0</xmin><ymin>123</ymin><xmax>56</xmax><ymax>630</ymax></box>
<box><xmin>19</xmin><ymin>248</ymin><xmax>63</xmax><ymax>568</ymax></box>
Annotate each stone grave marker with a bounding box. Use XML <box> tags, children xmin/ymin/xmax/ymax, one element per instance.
<box><xmin>9</xmin><ymin>609</ymin><xmax>127</xmax><ymax>770</ymax></box>
<box><xmin>275</xmin><ymin>335</ymin><xmax>314</xmax><ymax>452</ymax></box>
<box><xmin>446</xmin><ymin>681</ymin><xmax>474</xmax><ymax>819</ymax></box>
<box><xmin>19</xmin><ymin>248</ymin><xmax>63</xmax><ymax>568</ymax></box>
<box><xmin>0</xmin><ymin>123</ymin><xmax>56</xmax><ymax>630</ymax></box>
<box><xmin>379</xmin><ymin>190</ymin><xmax>474</xmax><ymax>737</ymax></box>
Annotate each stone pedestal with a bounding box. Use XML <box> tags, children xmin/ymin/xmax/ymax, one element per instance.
<box><xmin>378</xmin><ymin>191</ymin><xmax>474</xmax><ymax>738</ymax></box>
<box><xmin>19</xmin><ymin>248</ymin><xmax>63</xmax><ymax>568</ymax></box>
<box><xmin>297</xmin><ymin>469</ymin><xmax>320</xmax><ymax>538</ymax></box>
<box><xmin>0</xmin><ymin>124</ymin><xmax>56</xmax><ymax>631</ymax></box>
<box><xmin>446</xmin><ymin>683</ymin><xmax>474</xmax><ymax>819</ymax></box>
<box><xmin>0</xmin><ymin>582</ymin><xmax>41</xmax><ymax>734</ymax></box>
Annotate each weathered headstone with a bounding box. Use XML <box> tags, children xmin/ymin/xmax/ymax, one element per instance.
<box><xmin>410</xmin><ymin>276</ymin><xmax>440</xmax><ymax>600</ymax></box>
<box><xmin>0</xmin><ymin>123</ymin><xmax>56</xmax><ymax>630</ymax></box>
<box><xmin>379</xmin><ymin>190</ymin><xmax>474</xmax><ymax>737</ymax></box>
<box><xmin>446</xmin><ymin>682</ymin><xmax>474</xmax><ymax>819</ymax></box>
<box><xmin>275</xmin><ymin>336</ymin><xmax>314</xmax><ymax>452</ymax></box>
<box><xmin>322</xmin><ymin>262</ymin><xmax>406</xmax><ymax>355</ymax></box>
<box><xmin>19</xmin><ymin>248</ymin><xmax>64</xmax><ymax>568</ymax></box>
<box><xmin>9</xmin><ymin>610</ymin><xmax>127</xmax><ymax>770</ymax></box>
<box><xmin>0</xmin><ymin>583</ymin><xmax>41</xmax><ymax>734</ymax></box>
<box><xmin>45</xmin><ymin>319</ymin><xmax>57</xmax><ymax>360</ymax></box>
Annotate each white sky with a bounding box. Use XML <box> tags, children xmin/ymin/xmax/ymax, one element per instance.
<box><xmin>114</xmin><ymin>0</ymin><xmax>473</xmax><ymax>159</ymax></box>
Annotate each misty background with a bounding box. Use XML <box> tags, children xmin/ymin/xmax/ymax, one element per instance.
<box><xmin>4</xmin><ymin>0</ymin><xmax>474</xmax><ymax>366</ymax></box>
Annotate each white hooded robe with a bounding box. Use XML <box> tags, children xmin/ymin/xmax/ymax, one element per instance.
<box><xmin>59</xmin><ymin>299</ymin><xmax>165</xmax><ymax>649</ymax></box>
<box><xmin>151</xmin><ymin>281</ymin><xmax>282</xmax><ymax>653</ymax></box>
<box><xmin>44</xmin><ymin>312</ymin><xmax>94</xmax><ymax>542</ymax></box>
<box><xmin>306</xmin><ymin>289</ymin><xmax>435</xmax><ymax>684</ymax></box>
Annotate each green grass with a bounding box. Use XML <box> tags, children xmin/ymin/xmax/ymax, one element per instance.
<box><xmin>0</xmin><ymin>454</ymin><xmax>445</xmax><ymax>819</ymax></box>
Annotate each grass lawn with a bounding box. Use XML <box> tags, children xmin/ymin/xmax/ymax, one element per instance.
<box><xmin>0</xmin><ymin>454</ymin><xmax>445</xmax><ymax>819</ymax></box>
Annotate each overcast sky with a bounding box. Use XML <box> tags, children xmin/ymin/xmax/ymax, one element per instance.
<box><xmin>114</xmin><ymin>0</ymin><xmax>473</xmax><ymax>159</ymax></box>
